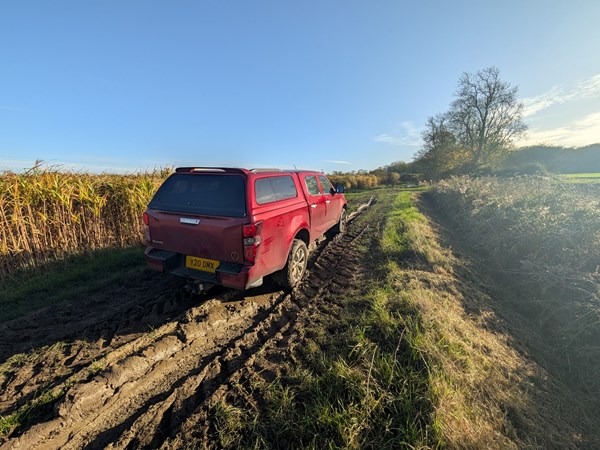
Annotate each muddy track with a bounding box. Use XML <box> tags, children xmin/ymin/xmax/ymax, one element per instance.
<box><xmin>161</xmin><ymin>215</ymin><xmax>377</xmax><ymax>449</ymax></box>
<box><xmin>1</xmin><ymin>197</ymin><xmax>377</xmax><ymax>449</ymax></box>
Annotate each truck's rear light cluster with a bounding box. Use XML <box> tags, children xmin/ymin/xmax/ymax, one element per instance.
<box><xmin>143</xmin><ymin>212</ymin><xmax>151</xmax><ymax>243</ymax></box>
<box><xmin>243</xmin><ymin>223</ymin><xmax>262</xmax><ymax>264</ymax></box>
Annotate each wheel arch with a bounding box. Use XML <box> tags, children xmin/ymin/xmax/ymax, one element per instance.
<box><xmin>294</xmin><ymin>228</ymin><xmax>310</xmax><ymax>246</ymax></box>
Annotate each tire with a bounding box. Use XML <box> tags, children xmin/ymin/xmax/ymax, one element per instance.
<box><xmin>333</xmin><ymin>208</ymin><xmax>347</xmax><ymax>235</ymax></box>
<box><xmin>273</xmin><ymin>239</ymin><xmax>308</xmax><ymax>289</ymax></box>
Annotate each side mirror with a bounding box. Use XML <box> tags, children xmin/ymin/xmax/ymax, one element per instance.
<box><xmin>330</xmin><ymin>187</ymin><xmax>336</xmax><ymax>196</ymax></box>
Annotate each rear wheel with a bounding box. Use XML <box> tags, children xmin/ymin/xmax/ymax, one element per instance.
<box><xmin>333</xmin><ymin>208</ymin><xmax>347</xmax><ymax>234</ymax></box>
<box><xmin>273</xmin><ymin>239</ymin><xmax>308</xmax><ymax>289</ymax></box>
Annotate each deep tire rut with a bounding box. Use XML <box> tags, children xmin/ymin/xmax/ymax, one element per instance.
<box><xmin>2</xmin><ymin>197</ymin><xmax>377</xmax><ymax>450</ymax></box>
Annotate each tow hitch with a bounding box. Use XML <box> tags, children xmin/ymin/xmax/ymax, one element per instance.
<box><xmin>184</xmin><ymin>281</ymin><xmax>215</xmax><ymax>295</ymax></box>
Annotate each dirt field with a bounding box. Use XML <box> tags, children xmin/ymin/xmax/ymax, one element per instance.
<box><xmin>0</xmin><ymin>197</ymin><xmax>378</xmax><ymax>449</ymax></box>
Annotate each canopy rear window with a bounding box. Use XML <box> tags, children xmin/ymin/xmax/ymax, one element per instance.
<box><xmin>149</xmin><ymin>174</ymin><xmax>246</xmax><ymax>217</ymax></box>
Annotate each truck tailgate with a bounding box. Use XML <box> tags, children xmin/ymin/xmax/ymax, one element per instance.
<box><xmin>147</xmin><ymin>211</ymin><xmax>245</xmax><ymax>264</ymax></box>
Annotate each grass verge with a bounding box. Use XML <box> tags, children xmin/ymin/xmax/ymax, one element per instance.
<box><xmin>0</xmin><ymin>246</ymin><xmax>145</xmax><ymax>322</ymax></box>
<box><xmin>345</xmin><ymin>186</ymin><xmax>428</xmax><ymax>214</ymax></box>
<box><xmin>362</xmin><ymin>191</ymin><xmax>588</xmax><ymax>449</ymax></box>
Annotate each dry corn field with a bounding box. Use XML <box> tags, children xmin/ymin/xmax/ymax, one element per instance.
<box><xmin>0</xmin><ymin>168</ymin><xmax>169</xmax><ymax>279</ymax></box>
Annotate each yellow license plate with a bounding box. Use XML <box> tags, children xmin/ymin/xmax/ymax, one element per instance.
<box><xmin>185</xmin><ymin>256</ymin><xmax>220</xmax><ymax>273</ymax></box>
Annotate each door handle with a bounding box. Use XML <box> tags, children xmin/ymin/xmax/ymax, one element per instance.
<box><xmin>325</xmin><ymin>200</ymin><xmax>331</xmax><ymax>204</ymax></box>
<box><xmin>310</xmin><ymin>203</ymin><xmax>317</xmax><ymax>208</ymax></box>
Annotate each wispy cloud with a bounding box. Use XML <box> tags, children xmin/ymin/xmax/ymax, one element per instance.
<box><xmin>0</xmin><ymin>156</ymin><xmax>153</xmax><ymax>174</ymax></box>
<box><xmin>522</xmin><ymin>73</ymin><xmax>600</xmax><ymax>117</ymax></box>
<box><xmin>519</xmin><ymin>112</ymin><xmax>600</xmax><ymax>147</ymax></box>
<box><xmin>323</xmin><ymin>159</ymin><xmax>351</xmax><ymax>165</ymax></box>
<box><xmin>0</xmin><ymin>105</ymin><xmax>29</xmax><ymax>113</ymax></box>
<box><xmin>374</xmin><ymin>121</ymin><xmax>422</xmax><ymax>147</ymax></box>
<box><xmin>0</xmin><ymin>157</ymin><xmax>36</xmax><ymax>171</ymax></box>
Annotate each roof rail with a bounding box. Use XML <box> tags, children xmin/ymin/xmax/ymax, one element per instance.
<box><xmin>250</xmin><ymin>168</ymin><xmax>283</xmax><ymax>172</ymax></box>
<box><xmin>175</xmin><ymin>167</ymin><xmax>248</xmax><ymax>174</ymax></box>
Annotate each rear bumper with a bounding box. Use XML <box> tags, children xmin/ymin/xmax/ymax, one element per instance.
<box><xmin>145</xmin><ymin>247</ymin><xmax>255</xmax><ymax>290</ymax></box>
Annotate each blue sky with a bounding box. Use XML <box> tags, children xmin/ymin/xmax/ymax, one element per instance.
<box><xmin>1</xmin><ymin>0</ymin><xmax>599</xmax><ymax>173</ymax></box>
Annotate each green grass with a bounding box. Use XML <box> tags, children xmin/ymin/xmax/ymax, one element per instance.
<box><xmin>562</xmin><ymin>172</ymin><xmax>600</xmax><ymax>178</ymax></box>
<box><xmin>345</xmin><ymin>186</ymin><xmax>429</xmax><ymax>215</ymax></box>
<box><xmin>562</xmin><ymin>173</ymin><xmax>600</xmax><ymax>183</ymax></box>
<box><xmin>213</xmin><ymin>186</ymin><xmax>543</xmax><ymax>448</ymax></box>
<box><xmin>0</xmin><ymin>386</ymin><xmax>65</xmax><ymax>438</ymax></box>
<box><xmin>0</xmin><ymin>246</ymin><xmax>145</xmax><ymax>322</ymax></box>
<box><xmin>381</xmin><ymin>192</ymin><xmax>425</xmax><ymax>252</ymax></box>
<box><xmin>344</xmin><ymin>190</ymin><xmax>375</xmax><ymax>214</ymax></box>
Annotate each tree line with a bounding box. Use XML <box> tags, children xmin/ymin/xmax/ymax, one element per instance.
<box><xmin>328</xmin><ymin>161</ymin><xmax>420</xmax><ymax>190</ymax></box>
<box><xmin>328</xmin><ymin>67</ymin><xmax>599</xmax><ymax>188</ymax></box>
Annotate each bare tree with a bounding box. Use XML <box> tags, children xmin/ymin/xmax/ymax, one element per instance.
<box><xmin>446</xmin><ymin>67</ymin><xmax>527</xmax><ymax>167</ymax></box>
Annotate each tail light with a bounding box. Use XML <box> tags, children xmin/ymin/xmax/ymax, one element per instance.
<box><xmin>143</xmin><ymin>212</ymin><xmax>151</xmax><ymax>243</ymax></box>
<box><xmin>243</xmin><ymin>222</ymin><xmax>262</xmax><ymax>264</ymax></box>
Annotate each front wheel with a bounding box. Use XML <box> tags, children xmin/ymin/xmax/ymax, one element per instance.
<box><xmin>273</xmin><ymin>239</ymin><xmax>308</xmax><ymax>289</ymax></box>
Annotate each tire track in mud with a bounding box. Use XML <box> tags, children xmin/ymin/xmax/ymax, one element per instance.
<box><xmin>0</xmin><ymin>274</ymin><xmax>195</xmax><ymax>426</ymax></box>
<box><xmin>0</xmin><ymin>274</ymin><xmax>189</xmax><ymax>363</ymax></box>
<box><xmin>2</xmin><ymin>197</ymin><xmax>378</xmax><ymax>449</ymax></box>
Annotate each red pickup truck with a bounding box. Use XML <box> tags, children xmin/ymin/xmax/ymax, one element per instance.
<box><xmin>144</xmin><ymin>167</ymin><xmax>347</xmax><ymax>290</ymax></box>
